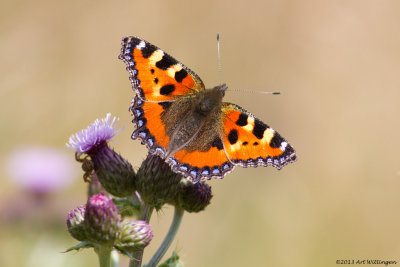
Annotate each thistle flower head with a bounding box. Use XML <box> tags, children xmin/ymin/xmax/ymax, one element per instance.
<box><xmin>67</xmin><ymin>114</ymin><xmax>135</xmax><ymax>197</ymax></box>
<box><xmin>6</xmin><ymin>146</ymin><xmax>77</xmax><ymax>194</ymax></box>
<box><xmin>84</xmin><ymin>193</ymin><xmax>121</xmax><ymax>245</ymax></box>
<box><xmin>89</xmin><ymin>144</ymin><xmax>136</xmax><ymax>197</ymax></box>
<box><xmin>66</xmin><ymin>113</ymin><xmax>123</xmax><ymax>154</ymax></box>
<box><xmin>66</xmin><ymin>205</ymin><xmax>87</xmax><ymax>241</ymax></box>
<box><xmin>116</xmin><ymin>220</ymin><xmax>153</xmax><ymax>254</ymax></box>
<box><xmin>136</xmin><ymin>154</ymin><xmax>183</xmax><ymax>210</ymax></box>
<box><xmin>177</xmin><ymin>179</ymin><xmax>213</xmax><ymax>213</ymax></box>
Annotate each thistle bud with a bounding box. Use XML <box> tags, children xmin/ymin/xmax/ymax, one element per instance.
<box><xmin>84</xmin><ymin>193</ymin><xmax>121</xmax><ymax>245</ymax></box>
<box><xmin>116</xmin><ymin>220</ymin><xmax>153</xmax><ymax>253</ymax></box>
<box><xmin>177</xmin><ymin>179</ymin><xmax>212</xmax><ymax>213</ymax></box>
<box><xmin>136</xmin><ymin>154</ymin><xmax>183</xmax><ymax>210</ymax></box>
<box><xmin>66</xmin><ymin>205</ymin><xmax>87</xmax><ymax>241</ymax></box>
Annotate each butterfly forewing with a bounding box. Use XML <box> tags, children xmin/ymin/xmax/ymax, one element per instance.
<box><xmin>119</xmin><ymin>36</ymin><xmax>205</xmax><ymax>102</ymax></box>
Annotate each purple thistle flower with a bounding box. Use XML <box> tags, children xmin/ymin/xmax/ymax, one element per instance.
<box><xmin>84</xmin><ymin>193</ymin><xmax>121</xmax><ymax>245</ymax></box>
<box><xmin>87</xmin><ymin>143</ymin><xmax>136</xmax><ymax>197</ymax></box>
<box><xmin>66</xmin><ymin>113</ymin><xmax>123</xmax><ymax>154</ymax></box>
<box><xmin>6</xmin><ymin>146</ymin><xmax>77</xmax><ymax>194</ymax></box>
<box><xmin>67</xmin><ymin>114</ymin><xmax>135</xmax><ymax>196</ymax></box>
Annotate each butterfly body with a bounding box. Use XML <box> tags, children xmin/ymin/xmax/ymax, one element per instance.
<box><xmin>119</xmin><ymin>36</ymin><xmax>296</xmax><ymax>182</ymax></box>
<box><xmin>162</xmin><ymin>85</ymin><xmax>226</xmax><ymax>157</ymax></box>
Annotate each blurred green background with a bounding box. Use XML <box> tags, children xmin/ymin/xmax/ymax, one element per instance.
<box><xmin>1</xmin><ymin>0</ymin><xmax>400</xmax><ymax>266</ymax></box>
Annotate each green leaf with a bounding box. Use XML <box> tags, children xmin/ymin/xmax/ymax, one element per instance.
<box><xmin>64</xmin><ymin>241</ymin><xmax>95</xmax><ymax>253</ymax></box>
<box><xmin>113</xmin><ymin>245</ymin><xmax>134</xmax><ymax>258</ymax></box>
<box><xmin>158</xmin><ymin>251</ymin><xmax>183</xmax><ymax>267</ymax></box>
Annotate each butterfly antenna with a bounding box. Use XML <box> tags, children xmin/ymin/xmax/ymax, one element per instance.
<box><xmin>217</xmin><ymin>33</ymin><xmax>222</xmax><ymax>85</ymax></box>
<box><xmin>228</xmin><ymin>88</ymin><xmax>281</xmax><ymax>95</ymax></box>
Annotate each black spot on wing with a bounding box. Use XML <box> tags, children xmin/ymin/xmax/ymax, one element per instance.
<box><xmin>228</xmin><ymin>129</ymin><xmax>238</xmax><ymax>144</ymax></box>
<box><xmin>156</xmin><ymin>54</ymin><xmax>176</xmax><ymax>70</ymax></box>
<box><xmin>236</xmin><ymin>113</ymin><xmax>248</xmax><ymax>126</ymax></box>
<box><xmin>174</xmin><ymin>68</ymin><xmax>188</xmax><ymax>83</ymax></box>
<box><xmin>141</xmin><ymin>44</ymin><xmax>157</xmax><ymax>58</ymax></box>
<box><xmin>154</xmin><ymin>77</ymin><xmax>158</xmax><ymax>84</ymax></box>
<box><xmin>252</xmin><ymin>119</ymin><xmax>268</xmax><ymax>139</ymax></box>
<box><xmin>150</xmin><ymin>69</ymin><xmax>155</xmax><ymax>74</ymax></box>
<box><xmin>160</xmin><ymin>84</ymin><xmax>175</xmax><ymax>95</ymax></box>
<box><xmin>211</xmin><ymin>137</ymin><xmax>224</xmax><ymax>150</ymax></box>
<box><xmin>253</xmin><ymin>142</ymin><xmax>259</xmax><ymax>146</ymax></box>
<box><xmin>243</xmin><ymin>141</ymin><xmax>248</xmax><ymax>146</ymax></box>
<box><xmin>270</xmin><ymin>132</ymin><xmax>284</xmax><ymax>148</ymax></box>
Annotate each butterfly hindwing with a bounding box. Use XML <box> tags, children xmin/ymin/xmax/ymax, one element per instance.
<box><xmin>222</xmin><ymin>103</ymin><xmax>297</xmax><ymax>169</ymax></box>
<box><xmin>119</xmin><ymin>36</ymin><xmax>205</xmax><ymax>102</ymax></box>
<box><xmin>166</xmin><ymin>145</ymin><xmax>234</xmax><ymax>182</ymax></box>
<box><xmin>130</xmin><ymin>96</ymin><xmax>171</xmax><ymax>157</ymax></box>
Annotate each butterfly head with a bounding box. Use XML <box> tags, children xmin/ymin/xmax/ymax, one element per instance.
<box><xmin>196</xmin><ymin>84</ymin><xmax>227</xmax><ymax>116</ymax></box>
<box><xmin>214</xmin><ymin>83</ymin><xmax>228</xmax><ymax>93</ymax></box>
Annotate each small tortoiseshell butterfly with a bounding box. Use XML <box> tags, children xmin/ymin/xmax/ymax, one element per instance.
<box><xmin>119</xmin><ymin>36</ymin><xmax>296</xmax><ymax>182</ymax></box>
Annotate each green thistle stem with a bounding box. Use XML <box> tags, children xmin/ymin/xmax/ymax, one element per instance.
<box><xmin>139</xmin><ymin>203</ymin><xmax>154</xmax><ymax>221</ymax></box>
<box><xmin>110</xmin><ymin>250</ymin><xmax>119</xmax><ymax>267</ymax></box>
<box><xmin>97</xmin><ymin>245</ymin><xmax>112</xmax><ymax>267</ymax></box>
<box><xmin>144</xmin><ymin>207</ymin><xmax>184</xmax><ymax>267</ymax></box>
<box><xmin>128</xmin><ymin>193</ymin><xmax>142</xmax><ymax>210</ymax></box>
<box><xmin>129</xmin><ymin>203</ymin><xmax>153</xmax><ymax>267</ymax></box>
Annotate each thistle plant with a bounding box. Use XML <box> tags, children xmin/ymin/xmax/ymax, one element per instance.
<box><xmin>65</xmin><ymin>113</ymin><xmax>211</xmax><ymax>266</ymax></box>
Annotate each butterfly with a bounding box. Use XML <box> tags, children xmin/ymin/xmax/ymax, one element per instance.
<box><xmin>119</xmin><ymin>36</ymin><xmax>296</xmax><ymax>182</ymax></box>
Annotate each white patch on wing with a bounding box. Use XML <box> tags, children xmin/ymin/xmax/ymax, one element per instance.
<box><xmin>280</xmin><ymin>141</ymin><xmax>288</xmax><ymax>151</ymax></box>
<box><xmin>261</xmin><ymin>128</ymin><xmax>275</xmax><ymax>144</ymax></box>
<box><xmin>151</xmin><ymin>85</ymin><xmax>162</xmax><ymax>97</ymax></box>
<box><xmin>137</xmin><ymin>40</ymin><xmax>146</xmax><ymax>49</ymax></box>
<box><xmin>167</xmin><ymin>64</ymin><xmax>183</xmax><ymax>77</ymax></box>
<box><xmin>229</xmin><ymin>142</ymin><xmax>242</xmax><ymax>152</ymax></box>
<box><xmin>242</xmin><ymin>116</ymin><xmax>255</xmax><ymax>132</ymax></box>
<box><xmin>149</xmin><ymin>50</ymin><xmax>164</xmax><ymax>66</ymax></box>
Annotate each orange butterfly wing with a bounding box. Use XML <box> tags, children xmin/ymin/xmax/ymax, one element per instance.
<box><xmin>119</xmin><ymin>36</ymin><xmax>205</xmax><ymax>101</ymax></box>
<box><xmin>165</xmin><ymin>139</ymin><xmax>234</xmax><ymax>181</ymax></box>
<box><xmin>129</xmin><ymin>97</ymin><xmax>170</xmax><ymax>158</ymax></box>
<box><xmin>222</xmin><ymin>103</ymin><xmax>296</xmax><ymax>169</ymax></box>
<box><xmin>122</xmin><ymin>37</ymin><xmax>217</xmax><ymax>180</ymax></box>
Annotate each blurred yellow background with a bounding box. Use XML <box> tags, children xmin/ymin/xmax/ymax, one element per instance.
<box><xmin>1</xmin><ymin>0</ymin><xmax>400</xmax><ymax>266</ymax></box>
